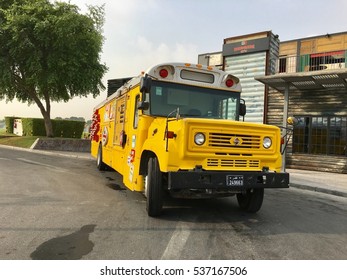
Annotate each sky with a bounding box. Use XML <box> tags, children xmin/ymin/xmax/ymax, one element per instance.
<box><xmin>1</xmin><ymin>0</ymin><xmax>347</xmax><ymax>121</ymax></box>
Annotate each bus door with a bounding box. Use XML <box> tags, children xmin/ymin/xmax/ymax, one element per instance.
<box><xmin>122</xmin><ymin>93</ymin><xmax>144</xmax><ymax>191</ymax></box>
<box><xmin>114</xmin><ymin>95</ymin><xmax>126</xmax><ymax>147</ymax></box>
<box><xmin>112</xmin><ymin>94</ymin><xmax>127</xmax><ymax>173</ymax></box>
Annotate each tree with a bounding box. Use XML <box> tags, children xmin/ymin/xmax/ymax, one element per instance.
<box><xmin>0</xmin><ymin>0</ymin><xmax>107</xmax><ymax>137</ymax></box>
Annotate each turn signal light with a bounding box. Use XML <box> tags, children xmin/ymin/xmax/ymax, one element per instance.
<box><xmin>166</xmin><ymin>131</ymin><xmax>176</xmax><ymax>139</ymax></box>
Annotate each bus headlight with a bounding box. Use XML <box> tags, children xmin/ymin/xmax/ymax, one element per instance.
<box><xmin>263</xmin><ymin>137</ymin><xmax>272</xmax><ymax>149</ymax></box>
<box><xmin>194</xmin><ymin>133</ymin><xmax>205</xmax><ymax>145</ymax></box>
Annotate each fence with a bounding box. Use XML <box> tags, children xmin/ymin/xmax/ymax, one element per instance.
<box><xmin>277</xmin><ymin>51</ymin><xmax>346</xmax><ymax>74</ymax></box>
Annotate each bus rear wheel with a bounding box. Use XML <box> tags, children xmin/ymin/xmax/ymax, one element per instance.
<box><xmin>236</xmin><ymin>188</ymin><xmax>264</xmax><ymax>213</ymax></box>
<box><xmin>145</xmin><ymin>157</ymin><xmax>163</xmax><ymax>217</ymax></box>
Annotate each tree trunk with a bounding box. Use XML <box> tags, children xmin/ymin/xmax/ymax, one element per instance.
<box><xmin>26</xmin><ymin>86</ymin><xmax>54</xmax><ymax>137</ymax></box>
<box><xmin>42</xmin><ymin>111</ymin><xmax>54</xmax><ymax>138</ymax></box>
<box><xmin>30</xmin><ymin>91</ymin><xmax>54</xmax><ymax>137</ymax></box>
<box><xmin>33</xmin><ymin>90</ymin><xmax>53</xmax><ymax>137</ymax></box>
<box><xmin>43</xmin><ymin>91</ymin><xmax>53</xmax><ymax>137</ymax></box>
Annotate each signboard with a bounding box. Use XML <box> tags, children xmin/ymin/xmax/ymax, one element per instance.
<box><xmin>13</xmin><ymin>119</ymin><xmax>23</xmax><ymax>136</ymax></box>
<box><xmin>223</xmin><ymin>37</ymin><xmax>270</xmax><ymax>56</ymax></box>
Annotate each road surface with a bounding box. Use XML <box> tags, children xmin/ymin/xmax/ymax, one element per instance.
<box><xmin>0</xmin><ymin>147</ymin><xmax>346</xmax><ymax>259</ymax></box>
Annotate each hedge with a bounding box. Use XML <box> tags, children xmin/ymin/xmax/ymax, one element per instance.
<box><xmin>5</xmin><ymin>117</ymin><xmax>85</xmax><ymax>138</ymax></box>
<box><xmin>49</xmin><ymin>119</ymin><xmax>85</xmax><ymax>138</ymax></box>
<box><xmin>5</xmin><ymin>116</ymin><xmax>18</xmax><ymax>134</ymax></box>
<box><xmin>22</xmin><ymin>118</ymin><xmax>46</xmax><ymax>136</ymax></box>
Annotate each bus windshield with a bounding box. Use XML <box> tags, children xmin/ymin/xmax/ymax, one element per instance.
<box><xmin>145</xmin><ymin>81</ymin><xmax>240</xmax><ymax>120</ymax></box>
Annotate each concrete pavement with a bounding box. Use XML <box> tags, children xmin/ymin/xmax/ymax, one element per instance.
<box><xmin>287</xmin><ymin>168</ymin><xmax>347</xmax><ymax>198</ymax></box>
<box><xmin>0</xmin><ymin>144</ymin><xmax>93</xmax><ymax>160</ymax></box>
<box><xmin>1</xmin><ymin>144</ymin><xmax>346</xmax><ymax>198</ymax></box>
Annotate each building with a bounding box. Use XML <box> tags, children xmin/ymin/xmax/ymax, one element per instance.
<box><xmin>198</xmin><ymin>52</ymin><xmax>223</xmax><ymax>69</ymax></box>
<box><xmin>257</xmin><ymin>32</ymin><xmax>347</xmax><ymax>173</ymax></box>
<box><xmin>200</xmin><ymin>31</ymin><xmax>280</xmax><ymax>124</ymax></box>
<box><xmin>199</xmin><ymin>31</ymin><xmax>347</xmax><ymax>173</ymax></box>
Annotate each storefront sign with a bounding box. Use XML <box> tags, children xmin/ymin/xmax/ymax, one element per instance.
<box><xmin>223</xmin><ymin>37</ymin><xmax>270</xmax><ymax>56</ymax></box>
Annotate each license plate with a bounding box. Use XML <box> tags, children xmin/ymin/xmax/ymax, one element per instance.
<box><xmin>226</xmin><ymin>175</ymin><xmax>244</xmax><ymax>187</ymax></box>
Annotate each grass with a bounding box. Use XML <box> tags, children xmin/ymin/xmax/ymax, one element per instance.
<box><xmin>0</xmin><ymin>128</ymin><xmax>88</xmax><ymax>149</ymax></box>
<box><xmin>0</xmin><ymin>129</ymin><xmax>38</xmax><ymax>148</ymax></box>
<box><xmin>0</xmin><ymin>135</ymin><xmax>38</xmax><ymax>148</ymax></box>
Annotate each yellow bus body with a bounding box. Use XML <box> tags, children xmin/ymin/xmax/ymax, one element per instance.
<box><xmin>90</xmin><ymin>63</ymin><xmax>289</xmax><ymax>216</ymax></box>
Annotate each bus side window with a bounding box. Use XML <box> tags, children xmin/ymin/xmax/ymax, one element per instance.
<box><xmin>134</xmin><ymin>95</ymin><xmax>140</xmax><ymax>129</ymax></box>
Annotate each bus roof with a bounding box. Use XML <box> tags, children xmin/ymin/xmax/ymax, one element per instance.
<box><xmin>94</xmin><ymin>63</ymin><xmax>241</xmax><ymax>111</ymax></box>
<box><xmin>145</xmin><ymin>62</ymin><xmax>241</xmax><ymax>92</ymax></box>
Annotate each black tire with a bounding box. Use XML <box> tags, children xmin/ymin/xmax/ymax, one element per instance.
<box><xmin>96</xmin><ymin>144</ymin><xmax>107</xmax><ymax>171</ymax></box>
<box><xmin>236</xmin><ymin>188</ymin><xmax>264</xmax><ymax>213</ymax></box>
<box><xmin>145</xmin><ymin>157</ymin><xmax>163</xmax><ymax>217</ymax></box>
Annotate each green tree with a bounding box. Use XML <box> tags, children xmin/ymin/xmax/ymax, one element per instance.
<box><xmin>0</xmin><ymin>0</ymin><xmax>107</xmax><ymax>137</ymax></box>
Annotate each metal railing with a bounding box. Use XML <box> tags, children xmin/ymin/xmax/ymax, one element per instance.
<box><xmin>276</xmin><ymin>51</ymin><xmax>346</xmax><ymax>74</ymax></box>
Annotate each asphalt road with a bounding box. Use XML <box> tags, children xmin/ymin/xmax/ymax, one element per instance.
<box><xmin>0</xmin><ymin>147</ymin><xmax>346</xmax><ymax>260</ymax></box>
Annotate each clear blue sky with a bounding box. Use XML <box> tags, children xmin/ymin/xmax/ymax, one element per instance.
<box><xmin>1</xmin><ymin>0</ymin><xmax>347</xmax><ymax>120</ymax></box>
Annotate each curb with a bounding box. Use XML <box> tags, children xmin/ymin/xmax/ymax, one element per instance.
<box><xmin>290</xmin><ymin>183</ymin><xmax>347</xmax><ymax>198</ymax></box>
<box><xmin>0</xmin><ymin>144</ymin><xmax>93</xmax><ymax>160</ymax></box>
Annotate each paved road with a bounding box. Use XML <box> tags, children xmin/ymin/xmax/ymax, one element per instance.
<box><xmin>0</xmin><ymin>147</ymin><xmax>346</xmax><ymax>260</ymax></box>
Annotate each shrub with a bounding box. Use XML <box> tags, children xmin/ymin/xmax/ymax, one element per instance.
<box><xmin>4</xmin><ymin>116</ymin><xmax>19</xmax><ymax>134</ymax></box>
<box><xmin>52</xmin><ymin>119</ymin><xmax>85</xmax><ymax>138</ymax></box>
<box><xmin>22</xmin><ymin>118</ymin><xmax>46</xmax><ymax>136</ymax></box>
<box><xmin>11</xmin><ymin>118</ymin><xmax>85</xmax><ymax>138</ymax></box>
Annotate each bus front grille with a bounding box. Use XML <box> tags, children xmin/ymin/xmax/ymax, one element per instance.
<box><xmin>208</xmin><ymin>133</ymin><xmax>261</xmax><ymax>149</ymax></box>
<box><xmin>206</xmin><ymin>158</ymin><xmax>260</xmax><ymax>168</ymax></box>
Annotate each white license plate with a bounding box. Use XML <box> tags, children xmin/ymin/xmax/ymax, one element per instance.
<box><xmin>226</xmin><ymin>175</ymin><xmax>244</xmax><ymax>186</ymax></box>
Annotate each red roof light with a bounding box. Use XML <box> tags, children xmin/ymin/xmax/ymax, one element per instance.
<box><xmin>226</xmin><ymin>79</ymin><xmax>234</xmax><ymax>87</ymax></box>
<box><xmin>159</xmin><ymin>68</ymin><xmax>169</xmax><ymax>78</ymax></box>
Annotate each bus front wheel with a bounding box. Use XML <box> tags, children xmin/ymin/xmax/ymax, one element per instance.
<box><xmin>236</xmin><ymin>188</ymin><xmax>264</xmax><ymax>213</ymax></box>
<box><xmin>145</xmin><ymin>157</ymin><xmax>163</xmax><ymax>217</ymax></box>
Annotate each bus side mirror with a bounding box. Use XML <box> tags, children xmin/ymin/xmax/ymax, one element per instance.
<box><xmin>137</xmin><ymin>101</ymin><xmax>149</xmax><ymax>110</ymax></box>
<box><xmin>239</xmin><ymin>99</ymin><xmax>246</xmax><ymax>117</ymax></box>
<box><xmin>140</xmin><ymin>75</ymin><xmax>152</xmax><ymax>93</ymax></box>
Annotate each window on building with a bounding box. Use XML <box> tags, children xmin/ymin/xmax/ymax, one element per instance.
<box><xmin>278</xmin><ymin>56</ymin><xmax>297</xmax><ymax>73</ymax></box>
<box><xmin>293</xmin><ymin>116</ymin><xmax>347</xmax><ymax>156</ymax></box>
<box><xmin>279</xmin><ymin>57</ymin><xmax>287</xmax><ymax>73</ymax></box>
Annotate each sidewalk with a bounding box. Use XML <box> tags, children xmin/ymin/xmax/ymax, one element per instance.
<box><xmin>287</xmin><ymin>168</ymin><xmax>347</xmax><ymax>198</ymax></box>
<box><xmin>1</xmin><ymin>144</ymin><xmax>346</xmax><ymax>198</ymax></box>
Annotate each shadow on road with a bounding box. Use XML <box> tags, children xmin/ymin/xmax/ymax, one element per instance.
<box><xmin>30</xmin><ymin>224</ymin><xmax>96</xmax><ymax>260</ymax></box>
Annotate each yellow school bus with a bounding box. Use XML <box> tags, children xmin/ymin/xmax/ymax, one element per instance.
<box><xmin>91</xmin><ymin>63</ymin><xmax>289</xmax><ymax>216</ymax></box>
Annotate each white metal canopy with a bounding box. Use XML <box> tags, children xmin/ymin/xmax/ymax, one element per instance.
<box><xmin>255</xmin><ymin>69</ymin><xmax>347</xmax><ymax>93</ymax></box>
